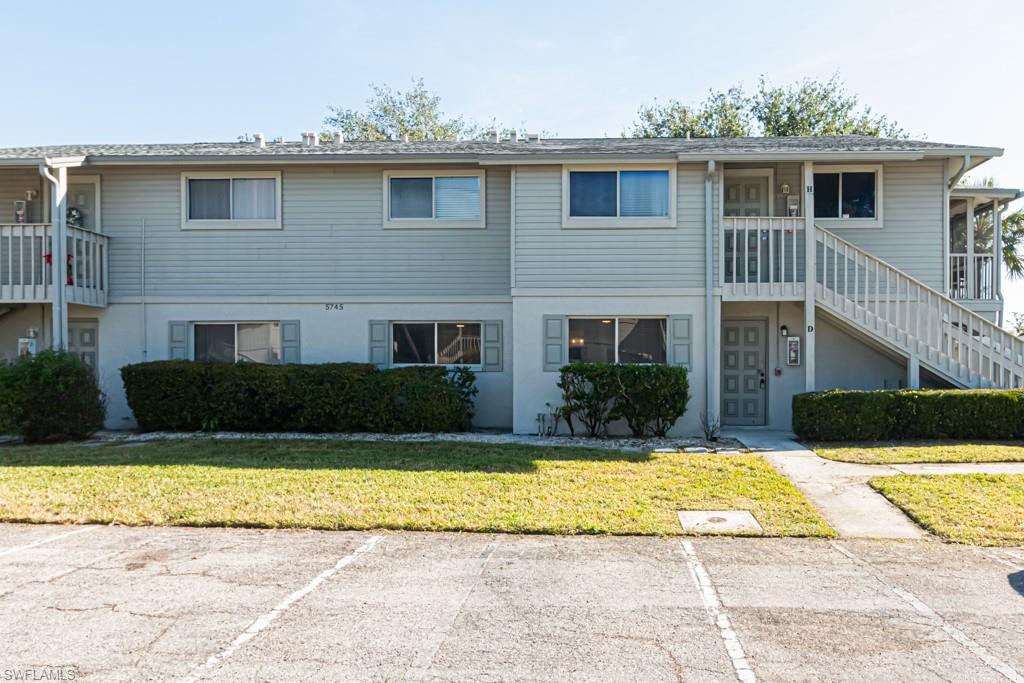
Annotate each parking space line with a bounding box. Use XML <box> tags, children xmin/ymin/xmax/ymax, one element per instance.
<box><xmin>403</xmin><ymin>539</ymin><xmax>499</xmax><ymax>682</ymax></box>
<box><xmin>1004</xmin><ymin>550</ymin><xmax>1024</xmax><ymax>564</ymax></box>
<box><xmin>178</xmin><ymin>534</ymin><xmax>385</xmax><ymax>683</ymax></box>
<box><xmin>681</xmin><ymin>541</ymin><xmax>757</xmax><ymax>683</ymax></box>
<box><xmin>982</xmin><ymin>550</ymin><xmax>1024</xmax><ymax>572</ymax></box>
<box><xmin>0</xmin><ymin>526</ymin><xmax>99</xmax><ymax>559</ymax></box>
<box><xmin>831</xmin><ymin>542</ymin><xmax>1024</xmax><ymax>683</ymax></box>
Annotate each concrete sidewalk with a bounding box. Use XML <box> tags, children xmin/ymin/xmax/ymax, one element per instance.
<box><xmin>724</xmin><ymin>429</ymin><xmax>1024</xmax><ymax>539</ymax></box>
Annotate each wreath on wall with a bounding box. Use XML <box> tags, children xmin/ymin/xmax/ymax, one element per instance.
<box><xmin>67</xmin><ymin>207</ymin><xmax>84</xmax><ymax>229</ymax></box>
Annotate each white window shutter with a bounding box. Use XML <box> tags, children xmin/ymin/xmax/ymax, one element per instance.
<box><xmin>369</xmin><ymin>320</ymin><xmax>390</xmax><ymax>367</ymax></box>
<box><xmin>668</xmin><ymin>315</ymin><xmax>692</xmax><ymax>368</ymax></box>
<box><xmin>169</xmin><ymin>321</ymin><xmax>188</xmax><ymax>360</ymax></box>
<box><xmin>280</xmin><ymin>320</ymin><xmax>300</xmax><ymax>364</ymax></box>
<box><xmin>481</xmin><ymin>320</ymin><xmax>502</xmax><ymax>372</ymax></box>
<box><xmin>542</xmin><ymin>315</ymin><xmax>566</xmax><ymax>372</ymax></box>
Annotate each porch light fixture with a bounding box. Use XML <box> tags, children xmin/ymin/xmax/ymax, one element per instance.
<box><xmin>780</xmin><ymin>325</ymin><xmax>789</xmax><ymax>337</ymax></box>
<box><xmin>601</xmin><ymin>319</ymin><xmax>612</xmax><ymax>324</ymax></box>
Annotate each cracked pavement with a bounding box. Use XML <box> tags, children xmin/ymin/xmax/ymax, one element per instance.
<box><xmin>0</xmin><ymin>525</ymin><xmax>1022</xmax><ymax>682</ymax></box>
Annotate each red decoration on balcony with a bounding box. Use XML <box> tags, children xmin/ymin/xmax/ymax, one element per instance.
<box><xmin>44</xmin><ymin>253</ymin><xmax>52</xmax><ymax>265</ymax></box>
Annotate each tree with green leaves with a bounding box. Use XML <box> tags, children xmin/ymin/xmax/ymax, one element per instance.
<box><xmin>1011</xmin><ymin>312</ymin><xmax>1024</xmax><ymax>337</ymax></box>
<box><xmin>960</xmin><ymin>178</ymin><xmax>1024</xmax><ymax>281</ymax></box>
<box><xmin>628</xmin><ymin>74</ymin><xmax>905</xmax><ymax>139</ymax></box>
<box><xmin>324</xmin><ymin>78</ymin><xmax>481</xmax><ymax>141</ymax></box>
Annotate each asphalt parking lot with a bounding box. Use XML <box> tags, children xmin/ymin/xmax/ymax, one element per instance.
<box><xmin>0</xmin><ymin>524</ymin><xmax>1022</xmax><ymax>682</ymax></box>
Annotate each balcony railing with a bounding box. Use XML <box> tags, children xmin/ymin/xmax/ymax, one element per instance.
<box><xmin>0</xmin><ymin>223</ymin><xmax>109</xmax><ymax>306</ymax></box>
<box><xmin>721</xmin><ymin>216</ymin><xmax>806</xmax><ymax>298</ymax></box>
<box><xmin>949</xmin><ymin>254</ymin><xmax>997</xmax><ymax>301</ymax></box>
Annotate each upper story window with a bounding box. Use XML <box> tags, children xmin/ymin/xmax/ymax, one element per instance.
<box><xmin>384</xmin><ymin>171</ymin><xmax>485</xmax><ymax>229</ymax></box>
<box><xmin>568</xmin><ymin>317</ymin><xmax>667</xmax><ymax>364</ymax></box>
<box><xmin>392</xmin><ymin>321</ymin><xmax>481</xmax><ymax>366</ymax></box>
<box><xmin>813</xmin><ymin>165</ymin><xmax>882</xmax><ymax>226</ymax></box>
<box><xmin>562</xmin><ymin>165</ymin><xmax>676</xmax><ymax>229</ymax></box>
<box><xmin>181</xmin><ymin>171</ymin><xmax>282</xmax><ymax>230</ymax></box>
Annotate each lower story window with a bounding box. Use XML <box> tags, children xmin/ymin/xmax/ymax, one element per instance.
<box><xmin>568</xmin><ymin>317</ymin><xmax>666</xmax><ymax>364</ymax></box>
<box><xmin>392</xmin><ymin>322</ymin><xmax>481</xmax><ymax>365</ymax></box>
<box><xmin>194</xmin><ymin>322</ymin><xmax>281</xmax><ymax>363</ymax></box>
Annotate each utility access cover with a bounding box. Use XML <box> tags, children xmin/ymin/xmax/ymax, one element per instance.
<box><xmin>677</xmin><ymin>510</ymin><xmax>763</xmax><ymax>533</ymax></box>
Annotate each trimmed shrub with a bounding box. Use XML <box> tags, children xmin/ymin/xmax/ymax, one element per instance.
<box><xmin>120</xmin><ymin>361</ymin><xmax>476</xmax><ymax>433</ymax></box>
<box><xmin>792</xmin><ymin>389</ymin><xmax>1024</xmax><ymax>441</ymax></box>
<box><xmin>611</xmin><ymin>364</ymin><xmax>691</xmax><ymax>437</ymax></box>
<box><xmin>0</xmin><ymin>350</ymin><xmax>105</xmax><ymax>443</ymax></box>
<box><xmin>558</xmin><ymin>363</ymin><xmax>690</xmax><ymax>437</ymax></box>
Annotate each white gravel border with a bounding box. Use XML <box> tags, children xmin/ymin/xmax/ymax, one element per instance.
<box><xmin>89</xmin><ymin>430</ymin><xmax>745</xmax><ymax>453</ymax></box>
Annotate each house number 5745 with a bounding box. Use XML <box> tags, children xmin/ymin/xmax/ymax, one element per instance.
<box><xmin>324</xmin><ymin>303</ymin><xmax>345</xmax><ymax>311</ymax></box>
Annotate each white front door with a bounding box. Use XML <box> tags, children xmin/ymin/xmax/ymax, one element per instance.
<box><xmin>68</xmin><ymin>319</ymin><xmax>98</xmax><ymax>371</ymax></box>
<box><xmin>724</xmin><ymin>175</ymin><xmax>770</xmax><ymax>217</ymax></box>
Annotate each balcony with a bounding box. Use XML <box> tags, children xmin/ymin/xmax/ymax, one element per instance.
<box><xmin>721</xmin><ymin>216</ymin><xmax>807</xmax><ymax>300</ymax></box>
<box><xmin>0</xmin><ymin>223</ymin><xmax>109</xmax><ymax>306</ymax></box>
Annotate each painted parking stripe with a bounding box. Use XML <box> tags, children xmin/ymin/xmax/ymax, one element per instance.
<box><xmin>179</xmin><ymin>534</ymin><xmax>384</xmax><ymax>683</ymax></box>
<box><xmin>831</xmin><ymin>542</ymin><xmax>1024</xmax><ymax>683</ymax></box>
<box><xmin>403</xmin><ymin>539</ymin><xmax>499</xmax><ymax>682</ymax></box>
<box><xmin>982</xmin><ymin>550</ymin><xmax>1023</xmax><ymax>572</ymax></box>
<box><xmin>0</xmin><ymin>526</ymin><xmax>99</xmax><ymax>559</ymax></box>
<box><xmin>681</xmin><ymin>541</ymin><xmax>757</xmax><ymax>683</ymax></box>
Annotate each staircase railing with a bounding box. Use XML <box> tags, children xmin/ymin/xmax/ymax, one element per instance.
<box><xmin>815</xmin><ymin>226</ymin><xmax>1024</xmax><ymax>389</ymax></box>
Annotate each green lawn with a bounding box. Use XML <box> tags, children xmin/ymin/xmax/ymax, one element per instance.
<box><xmin>871</xmin><ymin>474</ymin><xmax>1024</xmax><ymax>546</ymax></box>
<box><xmin>811</xmin><ymin>441</ymin><xmax>1024</xmax><ymax>465</ymax></box>
<box><xmin>0</xmin><ymin>440</ymin><xmax>831</xmax><ymax>537</ymax></box>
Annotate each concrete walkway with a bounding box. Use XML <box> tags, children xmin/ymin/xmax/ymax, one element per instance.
<box><xmin>723</xmin><ymin>428</ymin><xmax>1024</xmax><ymax>540</ymax></box>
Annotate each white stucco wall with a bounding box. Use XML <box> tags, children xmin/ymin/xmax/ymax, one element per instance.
<box><xmin>511</xmin><ymin>294</ymin><xmax>707</xmax><ymax>436</ymax></box>
<box><xmin>48</xmin><ymin>301</ymin><xmax>514</xmax><ymax>431</ymax></box>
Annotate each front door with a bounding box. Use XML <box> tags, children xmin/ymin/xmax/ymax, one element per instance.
<box><xmin>724</xmin><ymin>175</ymin><xmax>770</xmax><ymax>217</ymax></box>
<box><xmin>721</xmin><ymin>319</ymin><xmax>766</xmax><ymax>426</ymax></box>
<box><xmin>68</xmin><ymin>320</ymin><xmax>98</xmax><ymax>371</ymax></box>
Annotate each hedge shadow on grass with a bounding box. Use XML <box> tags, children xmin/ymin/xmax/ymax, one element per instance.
<box><xmin>0</xmin><ymin>440</ymin><xmax>653</xmax><ymax>474</ymax></box>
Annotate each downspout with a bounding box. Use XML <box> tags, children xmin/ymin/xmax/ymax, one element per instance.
<box><xmin>39</xmin><ymin>162</ymin><xmax>67</xmax><ymax>350</ymax></box>
<box><xmin>141</xmin><ymin>218</ymin><xmax>148</xmax><ymax>359</ymax></box>
<box><xmin>704</xmin><ymin>160</ymin><xmax>716</xmax><ymax>425</ymax></box>
<box><xmin>948</xmin><ymin>154</ymin><xmax>971</xmax><ymax>189</ymax></box>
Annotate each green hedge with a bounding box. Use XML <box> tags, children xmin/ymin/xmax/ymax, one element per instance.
<box><xmin>121</xmin><ymin>361</ymin><xmax>477</xmax><ymax>433</ymax></box>
<box><xmin>557</xmin><ymin>363</ymin><xmax>690</xmax><ymax>437</ymax></box>
<box><xmin>0</xmin><ymin>350</ymin><xmax>106</xmax><ymax>443</ymax></box>
<box><xmin>792</xmin><ymin>389</ymin><xmax>1024</xmax><ymax>441</ymax></box>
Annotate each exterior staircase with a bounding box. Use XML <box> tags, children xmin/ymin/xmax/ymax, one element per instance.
<box><xmin>814</xmin><ymin>226</ymin><xmax>1024</xmax><ymax>389</ymax></box>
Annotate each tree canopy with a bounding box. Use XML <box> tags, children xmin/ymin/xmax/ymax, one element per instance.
<box><xmin>629</xmin><ymin>75</ymin><xmax>905</xmax><ymax>139</ymax></box>
<box><xmin>324</xmin><ymin>78</ymin><xmax>481</xmax><ymax>141</ymax></box>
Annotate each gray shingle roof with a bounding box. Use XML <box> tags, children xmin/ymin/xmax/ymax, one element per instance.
<box><xmin>0</xmin><ymin>135</ymin><xmax>1000</xmax><ymax>163</ymax></box>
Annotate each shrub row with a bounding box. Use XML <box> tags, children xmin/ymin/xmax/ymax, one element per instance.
<box><xmin>120</xmin><ymin>361</ymin><xmax>477</xmax><ymax>433</ymax></box>
<box><xmin>0</xmin><ymin>350</ymin><xmax>105</xmax><ymax>443</ymax></box>
<box><xmin>792</xmin><ymin>388</ymin><xmax>1024</xmax><ymax>441</ymax></box>
<box><xmin>557</xmin><ymin>363</ymin><xmax>690</xmax><ymax>437</ymax></box>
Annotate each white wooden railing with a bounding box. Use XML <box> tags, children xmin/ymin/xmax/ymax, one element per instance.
<box><xmin>0</xmin><ymin>224</ymin><xmax>109</xmax><ymax>306</ymax></box>
<box><xmin>438</xmin><ymin>333</ymin><xmax>480</xmax><ymax>365</ymax></box>
<box><xmin>817</xmin><ymin>227</ymin><xmax>1024</xmax><ymax>388</ymax></box>
<box><xmin>721</xmin><ymin>217</ymin><xmax>805</xmax><ymax>298</ymax></box>
<box><xmin>948</xmin><ymin>253</ymin><xmax>996</xmax><ymax>301</ymax></box>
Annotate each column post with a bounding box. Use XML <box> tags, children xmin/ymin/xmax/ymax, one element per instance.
<box><xmin>803</xmin><ymin>161</ymin><xmax>816</xmax><ymax>392</ymax></box>
<box><xmin>966</xmin><ymin>197</ymin><xmax>976</xmax><ymax>299</ymax></box>
<box><xmin>51</xmin><ymin>166</ymin><xmax>68</xmax><ymax>350</ymax></box>
<box><xmin>907</xmin><ymin>355</ymin><xmax>921</xmax><ymax>389</ymax></box>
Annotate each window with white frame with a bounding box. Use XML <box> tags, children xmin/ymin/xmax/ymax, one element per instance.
<box><xmin>813</xmin><ymin>166</ymin><xmax>882</xmax><ymax>222</ymax></box>
<box><xmin>392</xmin><ymin>322</ymin><xmax>481</xmax><ymax>365</ymax></box>
<box><xmin>181</xmin><ymin>172</ymin><xmax>281</xmax><ymax>229</ymax></box>
<box><xmin>194</xmin><ymin>322</ymin><xmax>281</xmax><ymax>363</ymax></box>
<box><xmin>568</xmin><ymin>317</ymin><xmax>667</xmax><ymax>364</ymax></box>
<box><xmin>562</xmin><ymin>166</ymin><xmax>676</xmax><ymax>228</ymax></box>
<box><xmin>384</xmin><ymin>171</ymin><xmax>485</xmax><ymax>228</ymax></box>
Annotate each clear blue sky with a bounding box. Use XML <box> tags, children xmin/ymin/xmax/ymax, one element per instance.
<box><xmin>5</xmin><ymin>0</ymin><xmax>1023</xmax><ymax>320</ymax></box>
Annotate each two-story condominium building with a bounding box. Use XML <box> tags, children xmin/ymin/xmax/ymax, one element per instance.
<box><xmin>0</xmin><ymin>135</ymin><xmax>1021</xmax><ymax>433</ymax></box>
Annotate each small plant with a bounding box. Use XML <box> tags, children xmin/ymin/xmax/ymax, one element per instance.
<box><xmin>699</xmin><ymin>410</ymin><xmax>721</xmax><ymax>442</ymax></box>
<box><xmin>0</xmin><ymin>350</ymin><xmax>105</xmax><ymax>443</ymax></box>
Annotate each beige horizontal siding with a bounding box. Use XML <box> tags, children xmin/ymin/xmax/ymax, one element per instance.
<box><xmin>97</xmin><ymin>165</ymin><xmax>511</xmax><ymax>299</ymax></box>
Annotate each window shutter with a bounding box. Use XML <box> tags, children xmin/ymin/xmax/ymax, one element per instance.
<box><xmin>481</xmin><ymin>320</ymin><xmax>502</xmax><ymax>372</ymax></box>
<box><xmin>169</xmin><ymin>321</ymin><xmax>188</xmax><ymax>360</ymax></box>
<box><xmin>369</xmin><ymin>320</ymin><xmax>390</xmax><ymax>367</ymax></box>
<box><xmin>542</xmin><ymin>315</ymin><xmax>566</xmax><ymax>372</ymax></box>
<box><xmin>280</xmin><ymin>320</ymin><xmax>300</xmax><ymax>364</ymax></box>
<box><xmin>668</xmin><ymin>315</ymin><xmax>692</xmax><ymax>368</ymax></box>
